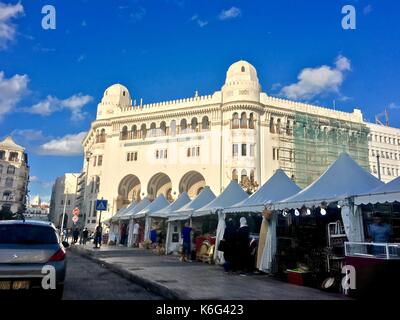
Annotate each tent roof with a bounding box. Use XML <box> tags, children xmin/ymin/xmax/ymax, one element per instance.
<box><xmin>275</xmin><ymin>153</ymin><xmax>384</xmax><ymax>210</ymax></box>
<box><xmin>134</xmin><ymin>194</ymin><xmax>170</xmax><ymax>218</ymax></box>
<box><xmin>354</xmin><ymin>176</ymin><xmax>400</xmax><ymax>205</ymax></box>
<box><xmin>226</xmin><ymin>169</ymin><xmax>301</xmax><ymax>213</ymax></box>
<box><xmin>169</xmin><ymin>187</ymin><xmax>216</xmax><ymax>221</ymax></box>
<box><xmin>193</xmin><ymin>181</ymin><xmax>248</xmax><ymax>217</ymax></box>
<box><xmin>122</xmin><ymin>197</ymin><xmax>151</xmax><ymax>219</ymax></box>
<box><xmin>150</xmin><ymin>192</ymin><xmax>191</xmax><ymax>218</ymax></box>
<box><xmin>111</xmin><ymin>201</ymin><xmax>136</xmax><ymax>221</ymax></box>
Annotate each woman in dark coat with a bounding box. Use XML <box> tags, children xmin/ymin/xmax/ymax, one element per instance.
<box><xmin>236</xmin><ymin>217</ymin><xmax>251</xmax><ymax>274</ymax></box>
<box><xmin>222</xmin><ymin>218</ymin><xmax>236</xmax><ymax>272</ymax></box>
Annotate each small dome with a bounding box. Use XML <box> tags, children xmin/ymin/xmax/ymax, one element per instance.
<box><xmin>101</xmin><ymin>83</ymin><xmax>131</xmax><ymax>107</ymax></box>
<box><xmin>225</xmin><ymin>60</ymin><xmax>259</xmax><ymax>83</ymax></box>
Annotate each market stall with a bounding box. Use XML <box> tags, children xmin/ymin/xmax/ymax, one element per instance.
<box><xmin>122</xmin><ymin>197</ymin><xmax>151</xmax><ymax>246</ymax></box>
<box><xmin>193</xmin><ymin>181</ymin><xmax>248</xmax><ymax>263</ymax></box>
<box><xmin>272</xmin><ymin>153</ymin><xmax>383</xmax><ymax>290</ymax></box>
<box><xmin>166</xmin><ymin>187</ymin><xmax>216</xmax><ymax>255</ymax></box>
<box><xmin>108</xmin><ymin>201</ymin><xmax>137</xmax><ymax>245</ymax></box>
<box><xmin>224</xmin><ymin>169</ymin><xmax>301</xmax><ymax>271</ymax></box>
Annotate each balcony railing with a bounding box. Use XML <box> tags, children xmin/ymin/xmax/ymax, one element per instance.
<box><xmin>119</xmin><ymin>126</ymin><xmax>211</xmax><ymax>141</ymax></box>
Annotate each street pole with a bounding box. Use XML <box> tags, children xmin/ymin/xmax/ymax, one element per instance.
<box><xmin>59</xmin><ymin>192</ymin><xmax>68</xmax><ymax>240</ymax></box>
<box><xmin>376</xmin><ymin>154</ymin><xmax>381</xmax><ymax>181</ymax></box>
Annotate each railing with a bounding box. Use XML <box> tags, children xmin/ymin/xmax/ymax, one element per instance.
<box><xmin>345</xmin><ymin>241</ymin><xmax>400</xmax><ymax>260</ymax></box>
<box><xmin>119</xmin><ymin>126</ymin><xmax>212</xmax><ymax>141</ymax></box>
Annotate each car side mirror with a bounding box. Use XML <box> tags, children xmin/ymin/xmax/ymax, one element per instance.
<box><xmin>62</xmin><ymin>241</ymin><xmax>70</xmax><ymax>248</ymax></box>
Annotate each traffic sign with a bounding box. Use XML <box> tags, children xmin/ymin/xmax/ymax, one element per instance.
<box><xmin>96</xmin><ymin>199</ymin><xmax>108</xmax><ymax>211</ymax></box>
<box><xmin>72</xmin><ymin>216</ymin><xmax>79</xmax><ymax>224</ymax></box>
<box><xmin>72</xmin><ymin>207</ymin><xmax>80</xmax><ymax>216</ymax></box>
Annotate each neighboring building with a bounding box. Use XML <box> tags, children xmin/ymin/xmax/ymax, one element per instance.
<box><xmin>25</xmin><ymin>195</ymin><xmax>50</xmax><ymax>221</ymax></box>
<box><xmin>80</xmin><ymin>60</ymin><xmax>374</xmax><ymax>227</ymax></box>
<box><xmin>366</xmin><ymin>122</ymin><xmax>400</xmax><ymax>183</ymax></box>
<box><xmin>0</xmin><ymin>136</ymin><xmax>29</xmax><ymax>214</ymax></box>
<box><xmin>49</xmin><ymin>173</ymin><xmax>79</xmax><ymax>229</ymax></box>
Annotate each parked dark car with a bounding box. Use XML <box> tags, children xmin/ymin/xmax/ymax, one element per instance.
<box><xmin>0</xmin><ymin>220</ymin><xmax>68</xmax><ymax>299</ymax></box>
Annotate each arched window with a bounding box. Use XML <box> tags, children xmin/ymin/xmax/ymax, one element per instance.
<box><xmin>160</xmin><ymin>121</ymin><xmax>166</xmax><ymax>136</ymax></box>
<box><xmin>187</xmin><ymin>148</ymin><xmax>191</xmax><ymax>157</ymax></box>
<box><xmin>180</xmin><ymin>119</ymin><xmax>187</xmax><ymax>132</ymax></box>
<box><xmin>250</xmin><ymin>170</ymin><xmax>255</xmax><ymax>183</ymax></box>
<box><xmin>269</xmin><ymin>117</ymin><xmax>275</xmax><ymax>133</ymax></box>
<box><xmin>170</xmin><ymin>120</ymin><xmax>177</xmax><ymax>136</ymax></box>
<box><xmin>232</xmin><ymin>169</ymin><xmax>238</xmax><ymax>182</ymax></box>
<box><xmin>249</xmin><ymin>113</ymin><xmax>255</xmax><ymax>129</ymax></box>
<box><xmin>131</xmin><ymin>125</ymin><xmax>137</xmax><ymax>139</ymax></box>
<box><xmin>100</xmin><ymin>129</ymin><xmax>106</xmax><ymax>142</ymax></box>
<box><xmin>240</xmin><ymin>112</ymin><xmax>247</xmax><ymax>128</ymax></box>
<box><xmin>232</xmin><ymin>113</ymin><xmax>239</xmax><ymax>129</ymax></box>
<box><xmin>191</xmin><ymin>117</ymin><xmax>198</xmax><ymax>132</ymax></box>
<box><xmin>95</xmin><ymin>130</ymin><xmax>100</xmax><ymax>143</ymax></box>
<box><xmin>276</xmin><ymin>118</ymin><xmax>281</xmax><ymax>133</ymax></box>
<box><xmin>286</xmin><ymin>120</ymin><xmax>291</xmax><ymax>135</ymax></box>
<box><xmin>121</xmin><ymin>126</ymin><xmax>128</xmax><ymax>140</ymax></box>
<box><xmin>7</xmin><ymin>166</ymin><xmax>15</xmax><ymax>175</ymax></box>
<box><xmin>241</xmin><ymin>66</ymin><xmax>245</xmax><ymax>72</ymax></box>
<box><xmin>150</xmin><ymin>122</ymin><xmax>156</xmax><ymax>137</ymax></box>
<box><xmin>0</xmin><ymin>150</ymin><xmax>5</xmax><ymax>160</ymax></box>
<box><xmin>201</xmin><ymin>116</ymin><xmax>209</xmax><ymax>131</ymax></box>
<box><xmin>140</xmin><ymin>124</ymin><xmax>147</xmax><ymax>139</ymax></box>
<box><xmin>241</xmin><ymin>169</ymin><xmax>247</xmax><ymax>184</ymax></box>
<box><xmin>9</xmin><ymin>152</ymin><xmax>18</xmax><ymax>162</ymax></box>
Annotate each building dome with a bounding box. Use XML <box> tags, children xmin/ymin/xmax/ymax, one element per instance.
<box><xmin>101</xmin><ymin>83</ymin><xmax>131</xmax><ymax>107</ymax></box>
<box><xmin>225</xmin><ymin>60</ymin><xmax>259</xmax><ymax>83</ymax></box>
<box><xmin>222</xmin><ymin>60</ymin><xmax>261</xmax><ymax>103</ymax></box>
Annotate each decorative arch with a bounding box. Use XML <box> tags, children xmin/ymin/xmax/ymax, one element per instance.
<box><xmin>201</xmin><ymin>116</ymin><xmax>209</xmax><ymax>131</ymax></box>
<box><xmin>180</xmin><ymin>119</ymin><xmax>187</xmax><ymax>132</ymax></box>
<box><xmin>147</xmin><ymin>172</ymin><xmax>172</xmax><ymax>201</ymax></box>
<box><xmin>240</xmin><ymin>112</ymin><xmax>247</xmax><ymax>128</ymax></box>
<box><xmin>232</xmin><ymin>113</ymin><xmax>239</xmax><ymax>129</ymax></box>
<box><xmin>117</xmin><ymin>174</ymin><xmax>141</xmax><ymax>210</ymax></box>
<box><xmin>232</xmin><ymin>169</ymin><xmax>238</xmax><ymax>182</ymax></box>
<box><xmin>160</xmin><ymin>121</ymin><xmax>166</xmax><ymax>136</ymax></box>
<box><xmin>179</xmin><ymin>171</ymin><xmax>206</xmax><ymax>198</ymax></box>
<box><xmin>191</xmin><ymin>117</ymin><xmax>198</xmax><ymax>132</ymax></box>
<box><xmin>140</xmin><ymin>123</ymin><xmax>147</xmax><ymax>139</ymax></box>
<box><xmin>121</xmin><ymin>126</ymin><xmax>128</xmax><ymax>140</ymax></box>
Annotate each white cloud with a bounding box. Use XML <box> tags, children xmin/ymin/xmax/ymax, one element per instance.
<box><xmin>191</xmin><ymin>14</ymin><xmax>208</xmax><ymax>28</ymax></box>
<box><xmin>280</xmin><ymin>55</ymin><xmax>352</xmax><ymax>100</ymax></box>
<box><xmin>219</xmin><ymin>7</ymin><xmax>241</xmax><ymax>20</ymax></box>
<box><xmin>0</xmin><ymin>1</ymin><xmax>24</xmax><ymax>50</ymax></box>
<box><xmin>0</xmin><ymin>71</ymin><xmax>29</xmax><ymax>119</ymax></box>
<box><xmin>38</xmin><ymin>132</ymin><xmax>87</xmax><ymax>156</ymax></box>
<box><xmin>11</xmin><ymin>129</ymin><xmax>45</xmax><ymax>142</ymax></box>
<box><xmin>26</xmin><ymin>93</ymin><xmax>93</xmax><ymax>121</ymax></box>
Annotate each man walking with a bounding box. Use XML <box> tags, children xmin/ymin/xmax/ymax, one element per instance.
<box><xmin>82</xmin><ymin>227</ymin><xmax>89</xmax><ymax>245</ymax></box>
<box><xmin>132</xmin><ymin>220</ymin><xmax>140</xmax><ymax>247</ymax></box>
<box><xmin>94</xmin><ymin>224</ymin><xmax>103</xmax><ymax>249</ymax></box>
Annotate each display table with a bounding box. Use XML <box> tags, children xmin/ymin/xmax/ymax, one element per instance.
<box><xmin>344</xmin><ymin>242</ymin><xmax>400</xmax><ymax>297</ymax></box>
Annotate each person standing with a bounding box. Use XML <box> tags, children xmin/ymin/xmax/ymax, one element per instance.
<box><xmin>222</xmin><ymin>218</ymin><xmax>236</xmax><ymax>272</ymax></box>
<box><xmin>368</xmin><ymin>212</ymin><xmax>393</xmax><ymax>255</ymax></box>
<box><xmin>82</xmin><ymin>227</ymin><xmax>89</xmax><ymax>245</ymax></box>
<box><xmin>236</xmin><ymin>217</ymin><xmax>251</xmax><ymax>274</ymax></box>
<box><xmin>72</xmin><ymin>228</ymin><xmax>79</xmax><ymax>244</ymax></box>
<box><xmin>94</xmin><ymin>224</ymin><xmax>103</xmax><ymax>249</ymax></box>
<box><xmin>120</xmin><ymin>223</ymin><xmax>127</xmax><ymax>246</ymax></box>
<box><xmin>181</xmin><ymin>222</ymin><xmax>192</xmax><ymax>262</ymax></box>
<box><xmin>132</xmin><ymin>220</ymin><xmax>140</xmax><ymax>247</ymax></box>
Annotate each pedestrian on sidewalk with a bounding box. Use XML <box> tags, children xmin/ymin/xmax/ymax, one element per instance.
<box><xmin>181</xmin><ymin>222</ymin><xmax>192</xmax><ymax>262</ymax></box>
<box><xmin>120</xmin><ymin>223</ymin><xmax>127</xmax><ymax>246</ymax></box>
<box><xmin>82</xmin><ymin>227</ymin><xmax>89</xmax><ymax>245</ymax></box>
<box><xmin>236</xmin><ymin>217</ymin><xmax>251</xmax><ymax>275</ymax></box>
<box><xmin>222</xmin><ymin>218</ymin><xmax>236</xmax><ymax>272</ymax></box>
<box><xmin>94</xmin><ymin>224</ymin><xmax>103</xmax><ymax>249</ymax></box>
<box><xmin>73</xmin><ymin>228</ymin><xmax>79</xmax><ymax>244</ymax></box>
<box><xmin>132</xmin><ymin>220</ymin><xmax>140</xmax><ymax>247</ymax></box>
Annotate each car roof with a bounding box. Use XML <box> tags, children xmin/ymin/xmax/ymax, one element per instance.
<box><xmin>0</xmin><ymin>220</ymin><xmax>55</xmax><ymax>228</ymax></box>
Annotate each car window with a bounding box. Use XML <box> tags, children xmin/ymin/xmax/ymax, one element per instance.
<box><xmin>0</xmin><ymin>224</ymin><xmax>59</xmax><ymax>244</ymax></box>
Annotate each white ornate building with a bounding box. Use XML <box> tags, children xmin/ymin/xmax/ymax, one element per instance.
<box><xmin>0</xmin><ymin>136</ymin><xmax>29</xmax><ymax>214</ymax></box>
<box><xmin>49</xmin><ymin>173</ymin><xmax>79</xmax><ymax>228</ymax></box>
<box><xmin>367</xmin><ymin>122</ymin><xmax>400</xmax><ymax>182</ymax></box>
<box><xmin>80</xmin><ymin>60</ymin><xmax>376</xmax><ymax>229</ymax></box>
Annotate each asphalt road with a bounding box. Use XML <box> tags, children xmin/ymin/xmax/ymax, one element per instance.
<box><xmin>63</xmin><ymin>251</ymin><xmax>162</xmax><ymax>300</ymax></box>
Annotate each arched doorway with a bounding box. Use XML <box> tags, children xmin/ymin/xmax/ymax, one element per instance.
<box><xmin>147</xmin><ymin>173</ymin><xmax>172</xmax><ymax>201</ymax></box>
<box><xmin>179</xmin><ymin>171</ymin><xmax>206</xmax><ymax>199</ymax></box>
<box><xmin>117</xmin><ymin>174</ymin><xmax>141</xmax><ymax>210</ymax></box>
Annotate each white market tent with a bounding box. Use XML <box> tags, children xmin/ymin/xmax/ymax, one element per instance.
<box><xmin>193</xmin><ymin>181</ymin><xmax>248</xmax><ymax>217</ymax></box>
<box><xmin>354</xmin><ymin>176</ymin><xmax>400</xmax><ymax>205</ymax></box>
<box><xmin>169</xmin><ymin>187</ymin><xmax>216</xmax><ymax>221</ymax></box>
<box><xmin>134</xmin><ymin>194</ymin><xmax>170</xmax><ymax>219</ymax></box>
<box><xmin>274</xmin><ymin>153</ymin><xmax>384</xmax><ymax>210</ymax></box>
<box><xmin>110</xmin><ymin>202</ymin><xmax>136</xmax><ymax>222</ymax></box>
<box><xmin>123</xmin><ymin>197</ymin><xmax>151</xmax><ymax>219</ymax></box>
<box><xmin>226</xmin><ymin>169</ymin><xmax>301</xmax><ymax>213</ymax></box>
<box><xmin>150</xmin><ymin>192</ymin><xmax>191</xmax><ymax>218</ymax></box>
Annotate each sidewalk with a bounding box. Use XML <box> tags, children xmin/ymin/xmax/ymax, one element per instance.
<box><xmin>70</xmin><ymin>244</ymin><xmax>347</xmax><ymax>300</ymax></box>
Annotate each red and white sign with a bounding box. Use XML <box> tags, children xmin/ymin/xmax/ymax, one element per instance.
<box><xmin>72</xmin><ymin>207</ymin><xmax>80</xmax><ymax>216</ymax></box>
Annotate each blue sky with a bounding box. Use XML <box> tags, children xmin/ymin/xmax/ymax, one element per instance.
<box><xmin>0</xmin><ymin>0</ymin><xmax>399</xmax><ymax>202</ymax></box>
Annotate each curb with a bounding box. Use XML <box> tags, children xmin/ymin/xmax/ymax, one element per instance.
<box><xmin>69</xmin><ymin>246</ymin><xmax>190</xmax><ymax>300</ymax></box>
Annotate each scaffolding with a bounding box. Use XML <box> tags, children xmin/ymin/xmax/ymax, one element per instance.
<box><xmin>278</xmin><ymin>113</ymin><xmax>370</xmax><ymax>188</ymax></box>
